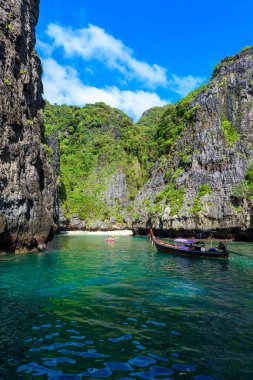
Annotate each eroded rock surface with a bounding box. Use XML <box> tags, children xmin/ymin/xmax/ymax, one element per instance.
<box><xmin>43</xmin><ymin>47</ymin><xmax>253</xmax><ymax>241</ymax></box>
<box><xmin>132</xmin><ymin>49</ymin><xmax>253</xmax><ymax>240</ymax></box>
<box><xmin>0</xmin><ymin>0</ymin><xmax>56</xmax><ymax>252</ymax></box>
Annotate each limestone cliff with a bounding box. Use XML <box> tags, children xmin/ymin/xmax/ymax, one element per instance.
<box><xmin>132</xmin><ymin>48</ymin><xmax>253</xmax><ymax>240</ymax></box>
<box><xmin>0</xmin><ymin>0</ymin><xmax>56</xmax><ymax>252</ymax></box>
<box><xmin>44</xmin><ymin>48</ymin><xmax>253</xmax><ymax>241</ymax></box>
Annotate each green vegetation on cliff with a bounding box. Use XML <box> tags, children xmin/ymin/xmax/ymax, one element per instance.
<box><xmin>221</xmin><ymin>118</ymin><xmax>240</xmax><ymax>146</ymax></box>
<box><xmin>44</xmin><ymin>102</ymin><xmax>154</xmax><ymax>222</ymax></box>
<box><xmin>190</xmin><ymin>184</ymin><xmax>213</xmax><ymax>215</ymax></box>
<box><xmin>246</xmin><ymin>163</ymin><xmax>253</xmax><ymax>199</ymax></box>
<box><xmin>155</xmin><ymin>86</ymin><xmax>204</xmax><ymax>155</ymax></box>
<box><xmin>137</xmin><ymin>105</ymin><xmax>169</xmax><ymax>134</ymax></box>
<box><xmin>154</xmin><ymin>168</ymin><xmax>185</xmax><ymax>216</ymax></box>
<box><xmin>43</xmin><ymin>48</ymin><xmax>253</xmax><ymax>230</ymax></box>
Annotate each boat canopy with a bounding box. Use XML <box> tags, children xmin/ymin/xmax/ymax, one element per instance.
<box><xmin>174</xmin><ymin>238</ymin><xmax>196</xmax><ymax>244</ymax></box>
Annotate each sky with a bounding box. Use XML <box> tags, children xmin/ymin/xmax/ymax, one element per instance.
<box><xmin>36</xmin><ymin>0</ymin><xmax>253</xmax><ymax>120</ymax></box>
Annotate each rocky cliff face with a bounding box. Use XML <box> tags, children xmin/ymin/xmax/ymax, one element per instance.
<box><xmin>0</xmin><ymin>0</ymin><xmax>56</xmax><ymax>252</ymax></box>
<box><xmin>44</xmin><ymin>48</ymin><xmax>253</xmax><ymax>241</ymax></box>
<box><xmin>132</xmin><ymin>48</ymin><xmax>253</xmax><ymax>240</ymax></box>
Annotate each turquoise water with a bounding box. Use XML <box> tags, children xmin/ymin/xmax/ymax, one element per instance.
<box><xmin>0</xmin><ymin>236</ymin><xmax>253</xmax><ymax>380</ymax></box>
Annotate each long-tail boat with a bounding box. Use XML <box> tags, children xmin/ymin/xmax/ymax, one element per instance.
<box><xmin>149</xmin><ymin>229</ymin><xmax>229</xmax><ymax>258</ymax></box>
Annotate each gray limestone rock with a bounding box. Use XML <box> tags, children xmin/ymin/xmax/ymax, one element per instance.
<box><xmin>0</xmin><ymin>0</ymin><xmax>56</xmax><ymax>252</ymax></box>
<box><xmin>132</xmin><ymin>48</ymin><xmax>253</xmax><ymax>240</ymax></box>
<box><xmin>104</xmin><ymin>170</ymin><xmax>129</xmax><ymax>207</ymax></box>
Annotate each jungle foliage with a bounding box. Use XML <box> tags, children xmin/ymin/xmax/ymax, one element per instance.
<box><xmin>44</xmin><ymin>102</ymin><xmax>157</xmax><ymax>221</ymax></box>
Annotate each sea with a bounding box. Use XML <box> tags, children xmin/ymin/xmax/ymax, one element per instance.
<box><xmin>0</xmin><ymin>235</ymin><xmax>252</xmax><ymax>380</ymax></box>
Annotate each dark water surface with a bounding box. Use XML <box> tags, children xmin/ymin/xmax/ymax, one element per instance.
<box><xmin>0</xmin><ymin>236</ymin><xmax>253</xmax><ymax>380</ymax></box>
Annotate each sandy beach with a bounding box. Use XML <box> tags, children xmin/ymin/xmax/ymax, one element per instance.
<box><xmin>59</xmin><ymin>230</ymin><xmax>133</xmax><ymax>236</ymax></box>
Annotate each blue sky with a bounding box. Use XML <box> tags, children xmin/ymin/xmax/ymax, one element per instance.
<box><xmin>36</xmin><ymin>0</ymin><xmax>253</xmax><ymax>120</ymax></box>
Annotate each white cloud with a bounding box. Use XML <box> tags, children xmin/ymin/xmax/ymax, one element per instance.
<box><xmin>170</xmin><ymin>74</ymin><xmax>205</xmax><ymax>97</ymax></box>
<box><xmin>37</xmin><ymin>39</ymin><xmax>54</xmax><ymax>56</ymax></box>
<box><xmin>42</xmin><ymin>58</ymin><xmax>168</xmax><ymax>121</ymax></box>
<box><xmin>45</xmin><ymin>23</ymin><xmax>168</xmax><ymax>88</ymax></box>
<box><xmin>38</xmin><ymin>23</ymin><xmax>206</xmax><ymax>113</ymax></box>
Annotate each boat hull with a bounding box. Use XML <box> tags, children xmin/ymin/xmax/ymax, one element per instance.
<box><xmin>153</xmin><ymin>239</ymin><xmax>228</xmax><ymax>258</ymax></box>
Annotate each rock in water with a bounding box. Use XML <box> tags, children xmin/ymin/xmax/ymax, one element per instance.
<box><xmin>0</xmin><ymin>0</ymin><xmax>56</xmax><ymax>252</ymax></box>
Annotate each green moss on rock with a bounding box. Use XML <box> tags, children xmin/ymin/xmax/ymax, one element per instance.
<box><xmin>190</xmin><ymin>184</ymin><xmax>213</xmax><ymax>215</ymax></box>
<box><xmin>245</xmin><ymin>163</ymin><xmax>253</xmax><ymax>199</ymax></box>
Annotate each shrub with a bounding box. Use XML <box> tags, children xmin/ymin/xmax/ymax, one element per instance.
<box><xmin>245</xmin><ymin>163</ymin><xmax>253</xmax><ymax>199</ymax></box>
<box><xmin>211</xmin><ymin>56</ymin><xmax>236</xmax><ymax>79</ymax></box>
<box><xmin>190</xmin><ymin>198</ymin><xmax>203</xmax><ymax>214</ymax></box>
<box><xmin>3</xmin><ymin>78</ymin><xmax>12</xmax><ymax>87</ymax></box>
<box><xmin>211</xmin><ymin>62</ymin><xmax>222</xmax><ymax>79</ymax></box>
<box><xmin>221</xmin><ymin>118</ymin><xmax>240</xmax><ymax>146</ymax></box>
<box><xmin>155</xmin><ymin>183</ymin><xmax>186</xmax><ymax>216</ymax></box>
<box><xmin>190</xmin><ymin>184</ymin><xmax>212</xmax><ymax>215</ymax></box>
<box><xmin>232</xmin><ymin>181</ymin><xmax>249</xmax><ymax>199</ymax></box>
<box><xmin>240</xmin><ymin>46</ymin><xmax>252</xmax><ymax>53</ymax></box>
<box><xmin>26</xmin><ymin>119</ymin><xmax>33</xmax><ymax>126</ymax></box>
<box><xmin>7</xmin><ymin>24</ymin><xmax>14</xmax><ymax>32</ymax></box>
<box><xmin>199</xmin><ymin>184</ymin><xmax>212</xmax><ymax>197</ymax></box>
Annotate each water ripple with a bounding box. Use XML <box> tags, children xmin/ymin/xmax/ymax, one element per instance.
<box><xmin>0</xmin><ymin>236</ymin><xmax>252</xmax><ymax>380</ymax></box>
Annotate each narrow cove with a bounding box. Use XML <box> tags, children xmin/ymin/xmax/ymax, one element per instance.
<box><xmin>0</xmin><ymin>235</ymin><xmax>252</xmax><ymax>379</ymax></box>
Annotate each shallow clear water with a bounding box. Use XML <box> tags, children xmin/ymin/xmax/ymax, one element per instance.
<box><xmin>0</xmin><ymin>236</ymin><xmax>253</xmax><ymax>380</ymax></box>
